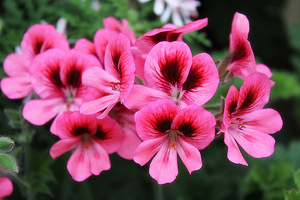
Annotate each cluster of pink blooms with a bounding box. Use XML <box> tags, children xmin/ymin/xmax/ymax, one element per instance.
<box><xmin>1</xmin><ymin>12</ymin><xmax>283</xmax><ymax>185</ymax></box>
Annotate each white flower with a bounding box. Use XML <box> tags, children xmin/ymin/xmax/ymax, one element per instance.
<box><xmin>139</xmin><ymin>0</ymin><xmax>200</xmax><ymax>27</ymax></box>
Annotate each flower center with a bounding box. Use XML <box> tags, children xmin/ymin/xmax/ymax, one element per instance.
<box><xmin>170</xmin><ymin>85</ymin><xmax>185</xmax><ymax>104</ymax></box>
<box><xmin>82</xmin><ymin>133</ymin><xmax>91</xmax><ymax>150</ymax></box>
<box><xmin>168</xmin><ymin>129</ymin><xmax>179</xmax><ymax>150</ymax></box>
<box><xmin>232</xmin><ymin>117</ymin><xmax>248</xmax><ymax>130</ymax></box>
<box><xmin>63</xmin><ymin>88</ymin><xmax>76</xmax><ymax>111</ymax></box>
<box><xmin>108</xmin><ymin>82</ymin><xmax>121</xmax><ymax>91</ymax></box>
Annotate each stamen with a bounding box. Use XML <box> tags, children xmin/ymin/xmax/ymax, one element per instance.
<box><xmin>82</xmin><ymin>133</ymin><xmax>91</xmax><ymax>150</ymax></box>
<box><xmin>169</xmin><ymin>129</ymin><xmax>179</xmax><ymax>150</ymax></box>
<box><xmin>108</xmin><ymin>82</ymin><xmax>121</xmax><ymax>91</ymax></box>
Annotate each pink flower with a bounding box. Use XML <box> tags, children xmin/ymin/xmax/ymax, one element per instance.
<box><xmin>0</xmin><ymin>177</ymin><xmax>13</xmax><ymax>199</ymax></box>
<box><xmin>219</xmin><ymin>73</ymin><xmax>283</xmax><ymax>165</ymax></box>
<box><xmin>133</xmin><ymin>99</ymin><xmax>215</xmax><ymax>184</ymax></box>
<box><xmin>0</xmin><ymin>24</ymin><xmax>69</xmax><ymax>99</ymax></box>
<box><xmin>132</xmin><ymin>18</ymin><xmax>207</xmax><ymax>80</ymax></box>
<box><xmin>109</xmin><ymin>104</ymin><xmax>142</xmax><ymax>159</ymax></box>
<box><xmin>124</xmin><ymin>41</ymin><xmax>219</xmax><ymax>110</ymax></box>
<box><xmin>50</xmin><ymin>111</ymin><xmax>123</xmax><ymax>182</ymax></box>
<box><xmin>22</xmin><ymin>49</ymin><xmax>101</xmax><ymax>132</ymax></box>
<box><xmin>80</xmin><ymin>33</ymin><xmax>135</xmax><ymax>119</ymax></box>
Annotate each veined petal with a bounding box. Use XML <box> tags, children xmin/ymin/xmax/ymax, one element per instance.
<box><xmin>222</xmin><ymin>86</ymin><xmax>239</xmax><ymax>130</ymax></box>
<box><xmin>229</xmin><ymin>29</ymin><xmax>256</xmax><ymax>79</ymax></box>
<box><xmin>23</xmin><ymin>98</ymin><xmax>64</xmax><ymax>125</ymax></box>
<box><xmin>177</xmin><ymin>138</ymin><xmax>202</xmax><ymax>174</ymax></box>
<box><xmin>238</xmin><ymin>108</ymin><xmax>283</xmax><ymax>134</ymax></box>
<box><xmin>237</xmin><ymin>73</ymin><xmax>271</xmax><ymax>113</ymax></box>
<box><xmin>229</xmin><ymin>126</ymin><xmax>276</xmax><ymax>159</ymax></box>
<box><xmin>60</xmin><ymin>49</ymin><xmax>101</xmax><ymax>88</ymax></box>
<box><xmin>224</xmin><ymin>130</ymin><xmax>248</xmax><ymax>165</ymax></box>
<box><xmin>133</xmin><ymin>136</ymin><xmax>166</xmax><ymax>166</ymax></box>
<box><xmin>3</xmin><ymin>53</ymin><xmax>30</xmax><ymax>76</ymax></box>
<box><xmin>123</xmin><ymin>84</ymin><xmax>169</xmax><ymax>110</ymax></box>
<box><xmin>29</xmin><ymin>49</ymin><xmax>65</xmax><ymax>99</ymax></box>
<box><xmin>182</xmin><ymin>53</ymin><xmax>219</xmax><ymax>106</ymax></box>
<box><xmin>149</xmin><ymin>140</ymin><xmax>178</xmax><ymax>184</ymax></box>
<box><xmin>88</xmin><ymin>140</ymin><xmax>111</xmax><ymax>175</ymax></box>
<box><xmin>0</xmin><ymin>76</ymin><xmax>32</xmax><ymax>99</ymax></box>
<box><xmin>172</xmin><ymin>105</ymin><xmax>215</xmax><ymax>150</ymax></box>
<box><xmin>93</xmin><ymin>115</ymin><xmax>123</xmax><ymax>154</ymax></box>
<box><xmin>232</xmin><ymin>12</ymin><xmax>250</xmax><ymax>39</ymax></box>
<box><xmin>74</xmin><ymin>38</ymin><xmax>98</xmax><ymax>59</ymax></box>
<box><xmin>94</xmin><ymin>29</ymin><xmax>116</xmax><ymax>66</ymax></box>
<box><xmin>67</xmin><ymin>146</ymin><xmax>91</xmax><ymax>182</ymax></box>
<box><xmin>50</xmin><ymin>138</ymin><xmax>80</xmax><ymax>159</ymax></box>
<box><xmin>135</xmin><ymin>99</ymin><xmax>178</xmax><ymax>141</ymax></box>
<box><xmin>104</xmin><ymin>33</ymin><xmax>135</xmax><ymax>102</ymax></box>
<box><xmin>144</xmin><ymin>41</ymin><xmax>192</xmax><ymax>93</ymax></box>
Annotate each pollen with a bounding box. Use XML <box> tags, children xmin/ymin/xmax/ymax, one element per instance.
<box><xmin>169</xmin><ymin>129</ymin><xmax>179</xmax><ymax>150</ymax></box>
<box><xmin>82</xmin><ymin>143</ymin><xmax>90</xmax><ymax>150</ymax></box>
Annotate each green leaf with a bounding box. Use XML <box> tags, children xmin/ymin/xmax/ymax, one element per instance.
<box><xmin>294</xmin><ymin>170</ymin><xmax>300</xmax><ymax>190</ymax></box>
<box><xmin>0</xmin><ymin>137</ymin><xmax>15</xmax><ymax>151</ymax></box>
<box><xmin>0</xmin><ymin>153</ymin><xmax>18</xmax><ymax>173</ymax></box>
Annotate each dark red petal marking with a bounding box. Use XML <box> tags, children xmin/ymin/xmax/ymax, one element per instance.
<box><xmin>72</xmin><ymin>126</ymin><xmax>91</xmax><ymax>136</ymax></box>
<box><xmin>45</xmin><ymin>62</ymin><xmax>63</xmax><ymax>88</ymax></box>
<box><xmin>182</xmin><ymin>66</ymin><xmax>204</xmax><ymax>92</ymax></box>
<box><xmin>238</xmin><ymin>86</ymin><xmax>258</xmax><ymax>111</ymax></box>
<box><xmin>167</xmin><ymin>32</ymin><xmax>180</xmax><ymax>42</ymax></box>
<box><xmin>178</xmin><ymin>122</ymin><xmax>197</xmax><ymax>138</ymax></box>
<box><xmin>33</xmin><ymin>37</ymin><xmax>45</xmax><ymax>56</ymax></box>
<box><xmin>65</xmin><ymin>63</ymin><xmax>83</xmax><ymax>88</ymax></box>
<box><xmin>152</xmin><ymin>115</ymin><xmax>173</xmax><ymax>134</ymax></box>
<box><xmin>149</xmin><ymin>31</ymin><xmax>169</xmax><ymax>44</ymax></box>
<box><xmin>231</xmin><ymin>37</ymin><xmax>249</xmax><ymax>64</ymax></box>
<box><xmin>94</xmin><ymin>124</ymin><xmax>110</xmax><ymax>140</ymax></box>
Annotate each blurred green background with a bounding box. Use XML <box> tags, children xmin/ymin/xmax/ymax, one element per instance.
<box><xmin>1</xmin><ymin>0</ymin><xmax>300</xmax><ymax>199</ymax></box>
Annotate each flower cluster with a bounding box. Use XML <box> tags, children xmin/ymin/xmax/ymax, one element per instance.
<box><xmin>1</xmin><ymin>12</ymin><xmax>282</xmax><ymax>184</ymax></box>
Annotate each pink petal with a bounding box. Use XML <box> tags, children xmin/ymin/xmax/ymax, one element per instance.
<box><xmin>238</xmin><ymin>108</ymin><xmax>283</xmax><ymax>134</ymax></box>
<box><xmin>144</xmin><ymin>41</ymin><xmax>192</xmax><ymax>93</ymax></box>
<box><xmin>182</xmin><ymin>53</ymin><xmax>219</xmax><ymax>106</ymax></box>
<box><xmin>104</xmin><ymin>33</ymin><xmax>135</xmax><ymax>102</ymax></box>
<box><xmin>177</xmin><ymin>138</ymin><xmax>202</xmax><ymax>174</ymax></box>
<box><xmin>0</xmin><ymin>177</ymin><xmax>13</xmax><ymax>198</ymax></box>
<box><xmin>67</xmin><ymin>146</ymin><xmax>92</xmax><ymax>182</ymax></box>
<box><xmin>0</xmin><ymin>76</ymin><xmax>32</xmax><ymax>99</ymax></box>
<box><xmin>229</xmin><ymin>126</ymin><xmax>276</xmax><ymax>159</ymax></box>
<box><xmin>117</xmin><ymin>126</ymin><xmax>142</xmax><ymax>159</ymax></box>
<box><xmin>3</xmin><ymin>53</ymin><xmax>30</xmax><ymax>76</ymax></box>
<box><xmin>224</xmin><ymin>130</ymin><xmax>248</xmax><ymax>165</ymax></box>
<box><xmin>82</xmin><ymin>67</ymin><xmax>119</xmax><ymax>93</ymax></box>
<box><xmin>222</xmin><ymin>86</ymin><xmax>239</xmax><ymax>130</ymax></box>
<box><xmin>149</xmin><ymin>141</ymin><xmax>178</xmax><ymax>184</ymax></box>
<box><xmin>231</xmin><ymin>12</ymin><xmax>250</xmax><ymax>39</ymax></box>
<box><xmin>88</xmin><ymin>140</ymin><xmax>111</xmax><ymax>175</ymax></box>
<box><xmin>133</xmin><ymin>136</ymin><xmax>166</xmax><ymax>166</ymax></box>
<box><xmin>74</xmin><ymin>38</ymin><xmax>98</xmax><ymax>59</ymax></box>
<box><xmin>171</xmin><ymin>105</ymin><xmax>215</xmax><ymax>150</ymax></box>
<box><xmin>256</xmin><ymin>64</ymin><xmax>275</xmax><ymax>86</ymax></box>
<box><xmin>22</xmin><ymin>98</ymin><xmax>64</xmax><ymax>125</ymax></box>
<box><xmin>123</xmin><ymin>84</ymin><xmax>169</xmax><ymax>110</ymax></box>
<box><xmin>60</xmin><ymin>49</ymin><xmax>102</xmax><ymax>88</ymax></box>
<box><xmin>50</xmin><ymin>138</ymin><xmax>80</xmax><ymax>159</ymax></box>
<box><xmin>93</xmin><ymin>115</ymin><xmax>123</xmax><ymax>154</ymax></box>
<box><xmin>29</xmin><ymin>49</ymin><xmax>65</xmax><ymax>99</ymax></box>
<box><xmin>134</xmin><ymin>99</ymin><xmax>178</xmax><ymax>141</ymax></box>
<box><xmin>229</xmin><ymin>30</ymin><xmax>256</xmax><ymax>79</ymax></box>
<box><xmin>94</xmin><ymin>29</ymin><xmax>116</xmax><ymax>66</ymax></box>
<box><xmin>237</xmin><ymin>73</ymin><xmax>271</xmax><ymax>113</ymax></box>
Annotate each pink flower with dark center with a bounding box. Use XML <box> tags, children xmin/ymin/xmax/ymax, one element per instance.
<box><xmin>219</xmin><ymin>73</ymin><xmax>283</xmax><ymax>165</ymax></box>
<box><xmin>0</xmin><ymin>177</ymin><xmax>13</xmax><ymax>199</ymax></box>
<box><xmin>50</xmin><ymin>111</ymin><xmax>123</xmax><ymax>182</ymax></box>
<box><xmin>124</xmin><ymin>41</ymin><xmax>219</xmax><ymax>110</ymax></box>
<box><xmin>22</xmin><ymin>49</ymin><xmax>101</xmax><ymax>132</ymax></box>
<box><xmin>0</xmin><ymin>24</ymin><xmax>69</xmax><ymax>99</ymax></box>
<box><xmin>133</xmin><ymin>99</ymin><xmax>215</xmax><ymax>184</ymax></box>
<box><xmin>80</xmin><ymin>33</ymin><xmax>135</xmax><ymax>119</ymax></box>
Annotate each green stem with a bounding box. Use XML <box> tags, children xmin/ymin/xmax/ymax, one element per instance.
<box><xmin>154</xmin><ymin>183</ymin><xmax>164</xmax><ymax>200</ymax></box>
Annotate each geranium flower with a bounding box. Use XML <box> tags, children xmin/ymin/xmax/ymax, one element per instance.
<box><xmin>124</xmin><ymin>41</ymin><xmax>219</xmax><ymax>110</ymax></box>
<box><xmin>80</xmin><ymin>33</ymin><xmax>135</xmax><ymax>119</ymax></box>
<box><xmin>0</xmin><ymin>24</ymin><xmax>69</xmax><ymax>99</ymax></box>
<box><xmin>0</xmin><ymin>177</ymin><xmax>13</xmax><ymax>199</ymax></box>
<box><xmin>22</xmin><ymin>49</ymin><xmax>101</xmax><ymax>132</ymax></box>
<box><xmin>218</xmin><ymin>73</ymin><xmax>283</xmax><ymax>165</ymax></box>
<box><xmin>133</xmin><ymin>99</ymin><xmax>215</xmax><ymax>184</ymax></box>
<box><xmin>50</xmin><ymin>111</ymin><xmax>123</xmax><ymax>182</ymax></box>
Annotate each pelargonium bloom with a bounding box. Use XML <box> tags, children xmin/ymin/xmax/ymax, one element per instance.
<box><xmin>124</xmin><ymin>41</ymin><xmax>219</xmax><ymax>110</ymax></box>
<box><xmin>22</xmin><ymin>49</ymin><xmax>101</xmax><ymax>132</ymax></box>
<box><xmin>0</xmin><ymin>177</ymin><xmax>13</xmax><ymax>199</ymax></box>
<box><xmin>218</xmin><ymin>73</ymin><xmax>283</xmax><ymax>165</ymax></box>
<box><xmin>50</xmin><ymin>111</ymin><xmax>123</xmax><ymax>182</ymax></box>
<box><xmin>80</xmin><ymin>33</ymin><xmax>135</xmax><ymax>119</ymax></box>
<box><xmin>0</xmin><ymin>24</ymin><xmax>69</xmax><ymax>99</ymax></box>
<box><xmin>134</xmin><ymin>99</ymin><xmax>215</xmax><ymax>184</ymax></box>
